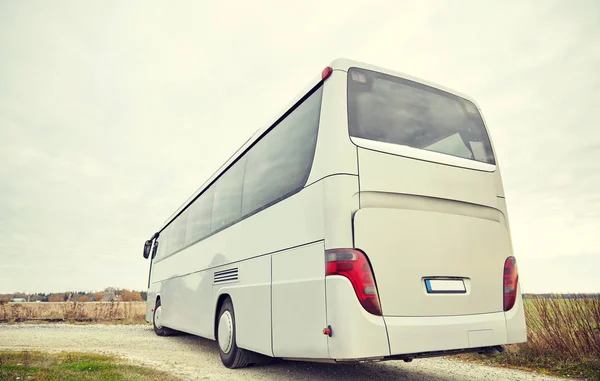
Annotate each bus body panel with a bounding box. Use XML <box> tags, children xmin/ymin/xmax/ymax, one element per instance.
<box><xmin>306</xmin><ymin>70</ymin><xmax>358</xmax><ymax>185</ymax></box>
<box><xmin>496</xmin><ymin>196</ymin><xmax>513</xmax><ymax>234</ymax></box>
<box><xmin>356</xmin><ymin>147</ymin><xmax>500</xmax><ymax>207</ymax></box>
<box><xmin>150</xmin><ymin>181</ymin><xmax>325</xmax><ymax>355</ymax></box>
<box><xmin>151</xmin><ymin>183</ymin><xmax>324</xmax><ymax>283</ymax></box>
<box><xmin>385</xmin><ymin>312</ymin><xmax>508</xmax><ymax>355</ymax></box>
<box><xmin>159</xmin><ymin>268</ymin><xmax>215</xmax><ymax>338</ymax></box>
<box><xmin>477</xmin><ymin>107</ymin><xmax>505</xmax><ymax>198</ymax></box>
<box><xmin>322</xmin><ymin>175</ymin><xmax>360</xmax><ymax>250</ymax></box>
<box><xmin>505</xmin><ymin>285</ymin><xmax>528</xmax><ymax>344</ymax></box>
<box><xmin>271</xmin><ymin>241</ymin><xmax>328</xmax><ymax>358</ymax></box>
<box><xmin>145</xmin><ymin>288</ymin><xmax>158</xmax><ymax>323</ymax></box>
<box><xmin>354</xmin><ymin>207</ymin><xmax>509</xmax><ymax>317</ymax></box>
<box><xmin>214</xmin><ymin>255</ymin><xmax>273</xmax><ymax>356</ymax></box>
<box><xmin>325</xmin><ymin>276</ymin><xmax>390</xmax><ymax>359</ymax></box>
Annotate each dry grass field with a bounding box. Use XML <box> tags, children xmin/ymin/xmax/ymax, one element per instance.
<box><xmin>466</xmin><ymin>295</ymin><xmax>600</xmax><ymax>379</ymax></box>
<box><xmin>523</xmin><ymin>296</ymin><xmax>600</xmax><ymax>360</ymax></box>
<box><xmin>0</xmin><ymin>301</ymin><xmax>146</xmax><ymax>324</ymax></box>
<box><xmin>2</xmin><ymin>296</ymin><xmax>599</xmax><ymax>378</ymax></box>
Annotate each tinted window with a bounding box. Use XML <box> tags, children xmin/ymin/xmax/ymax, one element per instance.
<box><xmin>211</xmin><ymin>157</ymin><xmax>246</xmax><ymax>232</ymax></box>
<box><xmin>156</xmin><ymin>84</ymin><xmax>323</xmax><ymax>257</ymax></box>
<box><xmin>184</xmin><ymin>186</ymin><xmax>215</xmax><ymax>246</ymax></box>
<box><xmin>242</xmin><ymin>87</ymin><xmax>322</xmax><ymax>216</ymax></box>
<box><xmin>156</xmin><ymin>211</ymin><xmax>187</xmax><ymax>260</ymax></box>
<box><xmin>347</xmin><ymin>68</ymin><xmax>495</xmax><ymax>164</ymax></box>
<box><xmin>156</xmin><ymin>224</ymin><xmax>172</xmax><ymax>260</ymax></box>
<box><xmin>170</xmin><ymin>210</ymin><xmax>188</xmax><ymax>253</ymax></box>
<box><xmin>154</xmin><ymin>238</ymin><xmax>164</xmax><ymax>260</ymax></box>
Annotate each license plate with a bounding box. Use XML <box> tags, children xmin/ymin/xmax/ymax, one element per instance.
<box><xmin>425</xmin><ymin>279</ymin><xmax>466</xmax><ymax>294</ymax></box>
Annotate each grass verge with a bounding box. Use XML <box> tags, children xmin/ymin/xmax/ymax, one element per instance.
<box><xmin>0</xmin><ymin>351</ymin><xmax>180</xmax><ymax>381</ymax></box>
<box><xmin>462</xmin><ymin>294</ymin><xmax>600</xmax><ymax>380</ymax></box>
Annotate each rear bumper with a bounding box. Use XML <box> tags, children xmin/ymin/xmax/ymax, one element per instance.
<box><xmin>285</xmin><ymin>345</ymin><xmax>504</xmax><ymax>364</ymax></box>
<box><xmin>326</xmin><ymin>276</ymin><xmax>526</xmax><ymax>361</ymax></box>
<box><xmin>333</xmin><ymin>345</ymin><xmax>505</xmax><ymax>363</ymax></box>
<box><xmin>385</xmin><ymin>312</ymin><xmax>507</xmax><ymax>355</ymax></box>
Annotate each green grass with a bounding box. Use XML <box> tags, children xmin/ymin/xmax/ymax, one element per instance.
<box><xmin>0</xmin><ymin>351</ymin><xmax>181</xmax><ymax>381</ymax></box>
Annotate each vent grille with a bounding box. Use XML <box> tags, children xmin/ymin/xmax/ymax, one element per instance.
<box><xmin>214</xmin><ymin>268</ymin><xmax>239</xmax><ymax>284</ymax></box>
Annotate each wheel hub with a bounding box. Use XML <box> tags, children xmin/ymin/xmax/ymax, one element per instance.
<box><xmin>154</xmin><ymin>305</ymin><xmax>163</xmax><ymax>329</ymax></box>
<box><xmin>218</xmin><ymin>311</ymin><xmax>233</xmax><ymax>354</ymax></box>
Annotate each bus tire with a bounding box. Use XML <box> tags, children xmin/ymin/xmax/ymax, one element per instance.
<box><xmin>217</xmin><ymin>297</ymin><xmax>263</xmax><ymax>369</ymax></box>
<box><xmin>153</xmin><ymin>298</ymin><xmax>174</xmax><ymax>337</ymax></box>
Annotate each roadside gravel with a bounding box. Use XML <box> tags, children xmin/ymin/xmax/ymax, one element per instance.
<box><xmin>0</xmin><ymin>324</ymin><xmax>565</xmax><ymax>381</ymax></box>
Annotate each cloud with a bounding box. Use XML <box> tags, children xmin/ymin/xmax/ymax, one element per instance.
<box><xmin>0</xmin><ymin>0</ymin><xmax>599</xmax><ymax>293</ymax></box>
<box><xmin>519</xmin><ymin>253</ymin><xmax>600</xmax><ymax>293</ymax></box>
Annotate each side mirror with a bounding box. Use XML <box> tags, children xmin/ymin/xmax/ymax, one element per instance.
<box><xmin>143</xmin><ymin>240</ymin><xmax>152</xmax><ymax>259</ymax></box>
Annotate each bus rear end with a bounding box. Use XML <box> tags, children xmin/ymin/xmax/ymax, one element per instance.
<box><xmin>323</xmin><ymin>61</ymin><xmax>526</xmax><ymax>361</ymax></box>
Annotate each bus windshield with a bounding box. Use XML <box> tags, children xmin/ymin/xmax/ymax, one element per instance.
<box><xmin>347</xmin><ymin>68</ymin><xmax>496</xmax><ymax>165</ymax></box>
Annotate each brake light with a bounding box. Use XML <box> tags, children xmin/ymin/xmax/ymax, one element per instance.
<box><xmin>321</xmin><ymin>66</ymin><xmax>333</xmax><ymax>80</ymax></box>
<box><xmin>325</xmin><ymin>249</ymin><xmax>382</xmax><ymax>316</ymax></box>
<box><xmin>503</xmin><ymin>256</ymin><xmax>518</xmax><ymax>311</ymax></box>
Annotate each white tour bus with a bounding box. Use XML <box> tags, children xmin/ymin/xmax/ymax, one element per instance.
<box><xmin>142</xmin><ymin>58</ymin><xmax>526</xmax><ymax>368</ymax></box>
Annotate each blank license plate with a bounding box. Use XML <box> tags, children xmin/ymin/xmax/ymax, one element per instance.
<box><xmin>425</xmin><ymin>279</ymin><xmax>466</xmax><ymax>293</ymax></box>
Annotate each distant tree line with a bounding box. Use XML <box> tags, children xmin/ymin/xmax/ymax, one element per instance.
<box><xmin>0</xmin><ymin>288</ymin><xmax>148</xmax><ymax>303</ymax></box>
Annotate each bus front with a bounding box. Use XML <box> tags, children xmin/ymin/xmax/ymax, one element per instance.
<box><xmin>324</xmin><ymin>61</ymin><xmax>527</xmax><ymax>361</ymax></box>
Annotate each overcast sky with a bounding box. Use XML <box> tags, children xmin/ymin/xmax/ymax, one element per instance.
<box><xmin>1</xmin><ymin>0</ymin><xmax>598</xmax><ymax>294</ymax></box>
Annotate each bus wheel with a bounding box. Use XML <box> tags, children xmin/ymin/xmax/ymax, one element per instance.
<box><xmin>153</xmin><ymin>298</ymin><xmax>174</xmax><ymax>337</ymax></box>
<box><xmin>217</xmin><ymin>297</ymin><xmax>255</xmax><ymax>368</ymax></box>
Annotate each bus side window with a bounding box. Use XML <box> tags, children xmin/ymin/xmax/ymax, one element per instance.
<box><xmin>185</xmin><ymin>186</ymin><xmax>215</xmax><ymax>246</ymax></box>
<box><xmin>242</xmin><ymin>86</ymin><xmax>323</xmax><ymax>216</ymax></box>
<box><xmin>210</xmin><ymin>156</ymin><xmax>247</xmax><ymax>233</ymax></box>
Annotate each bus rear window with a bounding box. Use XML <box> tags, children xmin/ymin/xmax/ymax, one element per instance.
<box><xmin>347</xmin><ymin>68</ymin><xmax>495</xmax><ymax>165</ymax></box>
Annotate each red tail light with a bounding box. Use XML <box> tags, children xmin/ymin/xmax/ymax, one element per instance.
<box><xmin>325</xmin><ymin>249</ymin><xmax>382</xmax><ymax>316</ymax></box>
<box><xmin>321</xmin><ymin>66</ymin><xmax>333</xmax><ymax>80</ymax></box>
<box><xmin>503</xmin><ymin>256</ymin><xmax>518</xmax><ymax>311</ymax></box>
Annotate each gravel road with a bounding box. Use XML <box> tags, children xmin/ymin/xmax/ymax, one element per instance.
<box><xmin>0</xmin><ymin>324</ymin><xmax>564</xmax><ymax>381</ymax></box>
